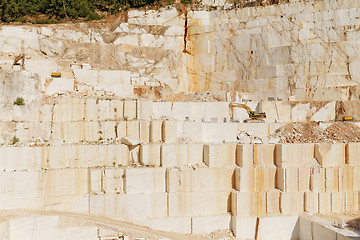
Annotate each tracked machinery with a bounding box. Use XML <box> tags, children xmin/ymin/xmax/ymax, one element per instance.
<box><xmin>12</xmin><ymin>54</ymin><xmax>25</xmax><ymax>70</ymax></box>
<box><xmin>229</xmin><ymin>102</ymin><xmax>266</xmax><ymax>123</ymax></box>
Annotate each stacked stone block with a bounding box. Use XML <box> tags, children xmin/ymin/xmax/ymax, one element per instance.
<box><xmin>1</xmin><ymin>97</ymin><xmax>360</xmax><ymax>237</ymax></box>
<box><xmin>1</xmin><ymin>138</ymin><xmax>360</xmax><ymax>236</ymax></box>
<box><xmin>0</xmin><ymin>97</ymin><xmax>342</xmax><ymax>147</ymax></box>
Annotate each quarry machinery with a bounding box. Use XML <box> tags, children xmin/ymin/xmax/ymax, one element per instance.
<box><xmin>229</xmin><ymin>103</ymin><xmax>266</xmax><ymax>122</ymax></box>
<box><xmin>12</xmin><ymin>54</ymin><xmax>25</xmax><ymax>70</ymax></box>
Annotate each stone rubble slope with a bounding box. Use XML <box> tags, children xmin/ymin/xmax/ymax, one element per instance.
<box><xmin>272</xmin><ymin>122</ymin><xmax>360</xmax><ymax>143</ymax></box>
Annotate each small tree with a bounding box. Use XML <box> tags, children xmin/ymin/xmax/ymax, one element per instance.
<box><xmin>11</xmin><ymin>136</ymin><xmax>19</xmax><ymax>145</ymax></box>
<box><xmin>14</xmin><ymin>97</ymin><xmax>25</xmax><ymax>106</ymax></box>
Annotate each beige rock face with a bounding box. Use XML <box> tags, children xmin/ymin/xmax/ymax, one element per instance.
<box><xmin>2</xmin><ymin>0</ymin><xmax>360</xmax><ymax>237</ymax></box>
<box><xmin>0</xmin><ymin>0</ymin><xmax>360</xmax><ymax>100</ymax></box>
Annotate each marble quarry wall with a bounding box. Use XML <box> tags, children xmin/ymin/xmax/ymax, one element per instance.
<box><xmin>0</xmin><ymin>98</ymin><xmax>358</xmax><ymax>238</ymax></box>
<box><xmin>1</xmin><ymin>0</ymin><xmax>360</xmax><ymax>101</ymax></box>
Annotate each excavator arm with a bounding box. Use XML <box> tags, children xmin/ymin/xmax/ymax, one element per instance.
<box><xmin>229</xmin><ymin>103</ymin><xmax>252</xmax><ymax>117</ymax></box>
<box><xmin>229</xmin><ymin>102</ymin><xmax>266</xmax><ymax>119</ymax></box>
<box><xmin>13</xmin><ymin>54</ymin><xmax>25</xmax><ymax>66</ymax></box>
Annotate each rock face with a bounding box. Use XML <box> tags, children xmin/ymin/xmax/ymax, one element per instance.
<box><xmin>0</xmin><ymin>0</ymin><xmax>360</xmax><ymax>101</ymax></box>
<box><xmin>2</xmin><ymin>0</ymin><xmax>360</xmax><ymax>239</ymax></box>
<box><xmin>186</xmin><ymin>0</ymin><xmax>360</xmax><ymax>100</ymax></box>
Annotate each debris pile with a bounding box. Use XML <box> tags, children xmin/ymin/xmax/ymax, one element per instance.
<box><xmin>272</xmin><ymin>122</ymin><xmax>360</xmax><ymax>143</ymax></box>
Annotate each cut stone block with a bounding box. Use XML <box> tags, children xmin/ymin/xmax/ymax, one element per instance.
<box><xmin>123</xmin><ymin>100</ymin><xmax>137</xmax><ymax>120</ymax></box>
<box><xmin>98</xmin><ymin>99</ymin><xmax>115</xmax><ymax>121</ymax></box>
<box><xmin>161</xmin><ymin>144</ymin><xmax>203</xmax><ymax>167</ymax></box>
<box><xmin>276</xmin><ymin>168</ymin><xmax>299</xmax><ymax>192</ymax></box>
<box><xmin>203</xmin><ymin>143</ymin><xmax>236</xmax><ymax>168</ymax></box>
<box><xmin>299</xmin><ymin>216</ymin><xmax>312</xmax><ymax>240</ymax></box>
<box><xmin>149</xmin><ymin>120</ymin><xmax>162</xmax><ymax>142</ymax></box>
<box><xmin>71</xmin><ymin>98</ymin><xmax>85</xmax><ymax>121</ymax></box>
<box><xmin>202</xmin><ymin>122</ymin><xmax>237</xmax><ymax>143</ymax></box>
<box><xmin>256</xmin><ymin>167</ymin><xmax>276</xmax><ymax>191</ymax></box>
<box><xmin>258</xmin><ymin>101</ymin><xmax>291</xmax><ymax>123</ymax></box>
<box><xmin>310</xmin><ymin>102</ymin><xmax>336</xmax><ymax>122</ymax></box>
<box><xmin>353</xmin><ymin>167</ymin><xmax>360</xmax><ymax>191</ymax></box>
<box><xmin>116</xmin><ymin>121</ymin><xmax>127</xmax><ymax>139</ymax></box>
<box><xmin>310</xmin><ymin>168</ymin><xmax>325</xmax><ymax>192</ymax></box>
<box><xmin>124</xmin><ymin>168</ymin><xmax>165</xmax><ymax>193</ymax></box>
<box><xmin>234</xmin><ymin>167</ymin><xmax>256</xmax><ymax>192</ymax></box>
<box><xmin>187</xmin><ymin>144</ymin><xmax>203</xmax><ymax>166</ymax></box>
<box><xmin>103</xmin><ymin>168</ymin><xmax>124</xmax><ymax>194</ymax></box>
<box><xmin>346</xmin><ymin>143</ymin><xmax>360</xmax><ymax>166</ymax></box>
<box><xmin>238</xmin><ymin>122</ymin><xmax>269</xmax><ymax>139</ymax></box>
<box><xmin>114</xmin><ymin>193</ymin><xmax>167</xmax><ymax>220</ymax></box>
<box><xmin>162</xmin><ymin>121</ymin><xmax>178</xmax><ymax>143</ymax></box>
<box><xmin>257</xmin><ymin>216</ymin><xmax>299</xmax><ymax>240</ymax></box>
<box><xmin>136</xmin><ymin>100</ymin><xmax>152</xmax><ymax>120</ymax></box>
<box><xmin>299</xmin><ymin>167</ymin><xmax>310</xmax><ymax>191</ymax></box>
<box><xmin>304</xmin><ymin>191</ymin><xmax>319</xmax><ymax>215</ymax></box>
<box><xmin>43</xmin><ymin>169</ymin><xmax>89</xmax><ymax>197</ymax></box>
<box><xmin>169</xmin><ymin>192</ymin><xmax>229</xmax><ymax>217</ymax></box>
<box><xmin>314</xmin><ymin>143</ymin><xmax>345</xmax><ymax>167</ymax></box>
<box><xmin>140</xmin><ymin>144</ymin><xmax>161</xmax><ymax>166</ymax></box>
<box><xmin>84</xmin><ymin>122</ymin><xmax>100</xmax><ymax>142</ymax></box>
<box><xmin>101</xmin><ymin>121</ymin><xmax>116</xmax><ymax>140</ymax></box>
<box><xmin>236</xmin><ymin>144</ymin><xmax>253</xmax><ymax>167</ymax></box>
<box><xmin>191</xmin><ymin>214</ymin><xmax>231</xmax><ymax>234</ymax></box>
<box><xmin>275</xmin><ymin>144</ymin><xmax>315</xmax><ymax>167</ymax></box>
<box><xmin>167</xmin><ymin>167</ymin><xmax>233</xmax><ymax>193</ymax></box>
<box><xmin>253</xmin><ymin>144</ymin><xmax>275</xmax><ymax>166</ymax></box>
<box><xmin>230</xmin><ymin>216</ymin><xmax>257</xmax><ymax>239</ymax></box>
<box><xmin>182</xmin><ymin>121</ymin><xmax>205</xmax><ymax>142</ymax></box>
<box><xmin>113</xmin><ymin>99</ymin><xmax>124</xmax><ymax>121</ymax></box>
<box><xmin>139</xmin><ymin>120</ymin><xmax>150</xmax><ymax>142</ymax></box>
<box><xmin>345</xmin><ymin>191</ymin><xmax>358</xmax><ymax>212</ymax></box>
<box><xmin>53</xmin><ymin>98</ymin><xmax>72</xmax><ymax>122</ymax></box>
<box><xmin>318</xmin><ymin>192</ymin><xmax>331</xmax><ymax>214</ymax></box>
<box><xmin>84</xmin><ymin>98</ymin><xmax>98</xmax><ymax>121</ymax></box>
<box><xmin>312</xmin><ymin>221</ymin><xmax>337</xmax><ymax>240</ymax></box>
<box><xmin>266</xmin><ymin>190</ymin><xmax>280</xmax><ymax>215</ymax></box>
<box><xmin>339</xmin><ymin>166</ymin><xmax>354</xmax><ymax>191</ymax></box>
<box><xmin>291</xmin><ymin>103</ymin><xmax>310</xmax><ymax>122</ymax></box>
<box><xmin>90</xmin><ymin>168</ymin><xmax>104</xmax><ymax>194</ymax></box>
<box><xmin>126</xmin><ymin>121</ymin><xmax>140</xmax><ymax>139</ymax></box>
<box><xmin>114</xmin><ymin>144</ymin><xmax>131</xmax><ymax>166</ymax></box>
<box><xmin>325</xmin><ymin>167</ymin><xmax>339</xmax><ymax>192</ymax></box>
<box><xmin>280</xmin><ymin>192</ymin><xmax>304</xmax><ymax>215</ymax></box>
<box><xmin>331</xmin><ymin>192</ymin><xmax>345</xmax><ymax>214</ymax></box>
<box><xmin>232</xmin><ymin>191</ymin><xmax>266</xmax><ymax>217</ymax></box>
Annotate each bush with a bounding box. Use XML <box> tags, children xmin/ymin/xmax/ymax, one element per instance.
<box><xmin>11</xmin><ymin>136</ymin><xmax>19</xmax><ymax>145</ymax></box>
<box><xmin>86</xmin><ymin>12</ymin><xmax>103</xmax><ymax>21</ymax></box>
<box><xmin>14</xmin><ymin>97</ymin><xmax>25</xmax><ymax>106</ymax></box>
<box><xmin>34</xmin><ymin>18</ymin><xmax>50</xmax><ymax>24</ymax></box>
<box><xmin>16</xmin><ymin>16</ymin><xmax>27</xmax><ymax>23</ymax></box>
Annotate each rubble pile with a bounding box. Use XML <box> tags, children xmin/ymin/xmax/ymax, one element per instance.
<box><xmin>273</xmin><ymin>122</ymin><xmax>360</xmax><ymax>143</ymax></box>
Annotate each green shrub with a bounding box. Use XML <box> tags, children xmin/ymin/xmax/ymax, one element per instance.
<box><xmin>14</xmin><ymin>97</ymin><xmax>25</xmax><ymax>106</ymax></box>
<box><xmin>86</xmin><ymin>12</ymin><xmax>103</xmax><ymax>21</ymax></box>
<box><xmin>16</xmin><ymin>16</ymin><xmax>27</xmax><ymax>23</ymax></box>
<box><xmin>11</xmin><ymin>136</ymin><xmax>19</xmax><ymax>145</ymax></box>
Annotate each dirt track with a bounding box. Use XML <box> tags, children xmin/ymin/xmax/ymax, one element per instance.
<box><xmin>0</xmin><ymin>210</ymin><xmax>189</xmax><ymax>240</ymax></box>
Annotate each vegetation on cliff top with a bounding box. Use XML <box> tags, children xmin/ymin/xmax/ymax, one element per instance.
<box><xmin>0</xmin><ymin>0</ymin><xmax>166</xmax><ymax>23</ymax></box>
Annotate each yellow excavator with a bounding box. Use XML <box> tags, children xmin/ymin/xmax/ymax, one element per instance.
<box><xmin>229</xmin><ymin>103</ymin><xmax>266</xmax><ymax>122</ymax></box>
<box><xmin>12</xmin><ymin>54</ymin><xmax>25</xmax><ymax>70</ymax></box>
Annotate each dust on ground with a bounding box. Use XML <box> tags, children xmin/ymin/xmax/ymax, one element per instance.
<box><xmin>272</xmin><ymin>122</ymin><xmax>360</xmax><ymax>143</ymax></box>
